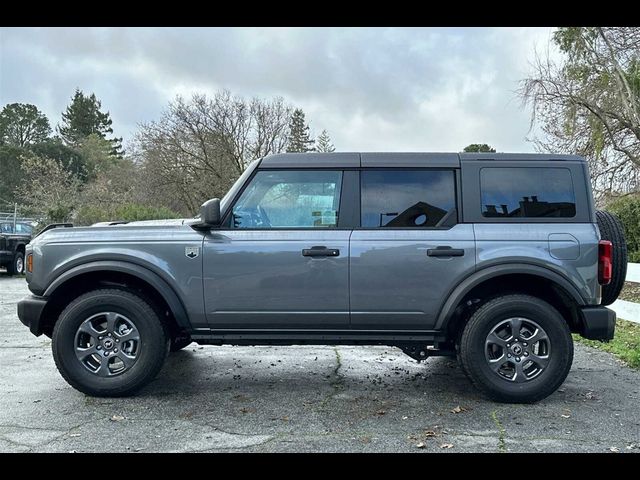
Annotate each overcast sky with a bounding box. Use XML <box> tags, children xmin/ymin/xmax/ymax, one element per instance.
<box><xmin>0</xmin><ymin>27</ymin><xmax>559</xmax><ymax>153</ymax></box>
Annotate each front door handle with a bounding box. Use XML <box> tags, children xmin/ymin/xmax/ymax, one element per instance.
<box><xmin>302</xmin><ymin>246</ymin><xmax>340</xmax><ymax>257</ymax></box>
<box><xmin>427</xmin><ymin>246</ymin><xmax>465</xmax><ymax>257</ymax></box>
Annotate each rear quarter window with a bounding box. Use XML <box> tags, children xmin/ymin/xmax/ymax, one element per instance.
<box><xmin>480</xmin><ymin>167</ymin><xmax>576</xmax><ymax>218</ymax></box>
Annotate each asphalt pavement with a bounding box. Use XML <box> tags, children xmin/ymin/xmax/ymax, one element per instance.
<box><xmin>1</xmin><ymin>274</ymin><xmax>638</xmax><ymax>453</ymax></box>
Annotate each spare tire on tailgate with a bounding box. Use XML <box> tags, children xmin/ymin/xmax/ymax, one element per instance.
<box><xmin>596</xmin><ymin>210</ymin><xmax>628</xmax><ymax>306</ymax></box>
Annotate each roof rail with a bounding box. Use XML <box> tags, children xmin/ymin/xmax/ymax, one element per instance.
<box><xmin>34</xmin><ymin>223</ymin><xmax>73</xmax><ymax>238</ymax></box>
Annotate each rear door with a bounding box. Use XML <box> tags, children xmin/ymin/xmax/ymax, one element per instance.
<box><xmin>349</xmin><ymin>168</ymin><xmax>476</xmax><ymax>330</ymax></box>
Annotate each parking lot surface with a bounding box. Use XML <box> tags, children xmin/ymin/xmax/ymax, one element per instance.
<box><xmin>1</xmin><ymin>274</ymin><xmax>639</xmax><ymax>452</ymax></box>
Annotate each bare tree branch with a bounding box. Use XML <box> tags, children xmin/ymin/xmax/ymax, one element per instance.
<box><xmin>132</xmin><ymin>90</ymin><xmax>292</xmax><ymax>215</ymax></box>
<box><xmin>519</xmin><ymin>27</ymin><xmax>640</xmax><ymax>202</ymax></box>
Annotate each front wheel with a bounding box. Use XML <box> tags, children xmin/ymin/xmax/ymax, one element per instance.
<box><xmin>6</xmin><ymin>251</ymin><xmax>24</xmax><ymax>275</ymax></box>
<box><xmin>52</xmin><ymin>289</ymin><xmax>170</xmax><ymax>397</ymax></box>
<box><xmin>459</xmin><ymin>294</ymin><xmax>573</xmax><ymax>403</ymax></box>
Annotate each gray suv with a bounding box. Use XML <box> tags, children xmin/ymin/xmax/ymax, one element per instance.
<box><xmin>17</xmin><ymin>152</ymin><xmax>627</xmax><ymax>403</ymax></box>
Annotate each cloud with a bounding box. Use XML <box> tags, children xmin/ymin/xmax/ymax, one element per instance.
<box><xmin>0</xmin><ymin>27</ymin><xmax>557</xmax><ymax>153</ymax></box>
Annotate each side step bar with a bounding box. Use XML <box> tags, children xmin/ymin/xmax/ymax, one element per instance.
<box><xmin>189</xmin><ymin>329</ymin><xmax>454</xmax><ymax>358</ymax></box>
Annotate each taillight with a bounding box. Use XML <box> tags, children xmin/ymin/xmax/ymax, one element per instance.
<box><xmin>26</xmin><ymin>253</ymin><xmax>33</xmax><ymax>273</ymax></box>
<box><xmin>598</xmin><ymin>240</ymin><xmax>612</xmax><ymax>285</ymax></box>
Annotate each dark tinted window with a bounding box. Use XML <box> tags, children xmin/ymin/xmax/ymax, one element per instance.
<box><xmin>480</xmin><ymin>167</ymin><xmax>576</xmax><ymax>218</ymax></box>
<box><xmin>361</xmin><ymin>170</ymin><xmax>456</xmax><ymax>228</ymax></box>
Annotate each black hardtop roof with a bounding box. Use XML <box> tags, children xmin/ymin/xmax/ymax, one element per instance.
<box><xmin>458</xmin><ymin>152</ymin><xmax>584</xmax><ymax>161</ymax></box>
<box><xmin>258</xmin><ymin>152</ymin><xmax>585</xmax><ymax>168</ymax></box>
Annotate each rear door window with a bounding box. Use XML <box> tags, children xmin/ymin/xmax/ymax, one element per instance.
<box><xmin>16</xmin><ymin>223</ymin><xmax>33</xmax><ymax>235</ymax></box>
<box><xmin>360</xmin><ymin>170</ymin><xmax>456</xmax><ymax>228</ymax></box>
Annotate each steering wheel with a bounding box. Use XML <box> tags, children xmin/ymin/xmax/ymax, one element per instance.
<box><xmin>257</xmin><ymin>205</ymin><xmax>271</xmax><ymax>227</ymax></box>
<box><xmin>233</xmin><ymin>206</ymin><xmax>271</xmax><ymax>228</ymax></box>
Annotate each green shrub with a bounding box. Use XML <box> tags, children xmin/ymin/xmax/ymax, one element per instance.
<box><xmin>75</xmin><ymin>203</ymin><xmax>181</xmax><ymax>226</ymax></box>
<box><xmin>607</xmin><ymin>195</ymin><xmax>640</xmax><ymax>263</ymax></box>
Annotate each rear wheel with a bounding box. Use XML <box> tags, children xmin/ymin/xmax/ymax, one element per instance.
<box><xmin>459</xmin><ymin>294</ymin><xmax>573</xmax><ymax>403</ymax></box>
<box><xmin>454</xmin><ymin>327</ymin><xmax>469</xmax><ymax>378</ymax></box>
<box><xmin>52</xmin><ymin>288</ymin><xmax>170</xmax><ymax>397</ymax></box>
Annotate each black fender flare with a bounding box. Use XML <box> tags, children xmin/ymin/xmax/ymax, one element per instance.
<box><xmin>434</xmin><ymin>263</ymin><xmax>586</xmax><ymax>330</ymax></box>
<box><xmin>43</xmin><ymin>260</ymin><xmax>192</xmax><ymax>330</ymax></box>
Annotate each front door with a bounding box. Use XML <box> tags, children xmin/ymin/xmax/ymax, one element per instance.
<box><xmin>203</xmin><ymin>169</ymin><xmax>351</xmax><ymax>329</ymax></box>
<box><xmin>349</xmin><ymin>169</ymin><xmax>476</xmax><ymax>330</ymax></box>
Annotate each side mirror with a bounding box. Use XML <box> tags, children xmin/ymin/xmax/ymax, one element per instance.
<box><xmin>199</xmin><ymin>198</ymin><xmax>221</xmax><ymax>227</ymax></box>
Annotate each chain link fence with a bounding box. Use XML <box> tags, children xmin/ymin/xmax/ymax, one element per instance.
<box><xmin>0</xmin><ymin>199</ymin><xmax>37</xmax><ymax>232</ymax></box>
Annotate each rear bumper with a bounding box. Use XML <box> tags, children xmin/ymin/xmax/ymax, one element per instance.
<box><xmin>579</xmin><ymin>305</ymin><xmax>616</xmax><ymax>341</ymax></box>
<box><xmin>17</xmin><ymin>295</ymin><xmax>48</xmax><ymax>336</ymax></box>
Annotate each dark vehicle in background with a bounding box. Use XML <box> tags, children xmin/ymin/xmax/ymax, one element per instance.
<box><xmin>0</xmin><ymin>221</ymin><xmax>33</xmax><ymax>275</ymax></box>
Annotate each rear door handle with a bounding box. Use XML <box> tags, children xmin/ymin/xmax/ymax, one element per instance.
<box><xmin>427</xmin><ymin>246</ymin><xmax>465</xmax><ymax>257</ymax></box>
<box><xmin>302</xmin><ymin>246</ymin><xmax>340</xmax><ymax>257</ymax></box>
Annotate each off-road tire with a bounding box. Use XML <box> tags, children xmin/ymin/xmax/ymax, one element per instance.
<box><xmin>596</xmin><ymin>210</ymin><xmax>628</xmax><ymax>306</ymax></box>
<box><xmin>6</xmin><ymin>251</ymin><xmax>24</xmax><ymax>275</ymax></box>
<box><xmin>52</xmin><ymin>288</ymin><xmax>170</xmax><ymax>397</ymax></box>
<box><xmin>455</xmin><ymin>327</ymin><xmax>469</xmax><ymax>378</ymax></box>
<box><xmin>459</xmin><ymin>294</ymin><xmax>573</xmax><ymax>403</ymax></box>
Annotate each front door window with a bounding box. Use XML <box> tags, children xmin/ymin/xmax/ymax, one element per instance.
<box><xmin>231</xmin><ymin>170</ymin><xmax>343</xmax><ymax>228</ymax></box>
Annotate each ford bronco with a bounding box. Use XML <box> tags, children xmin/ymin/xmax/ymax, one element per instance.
<box><xmin>17</xmin><ymin>152</ymin><xmax>627</xmax><ymax>403</ymax></box>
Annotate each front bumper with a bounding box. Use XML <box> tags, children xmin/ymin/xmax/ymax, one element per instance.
<box><xmin>579</xmin><ymin>305</ymin><xmax>616</xmax><ymax>341</ymax></box>
<box><xmin>17</xmin><ymin>295</ymin><xmax>48</xmax><ymax>336</ymax></box>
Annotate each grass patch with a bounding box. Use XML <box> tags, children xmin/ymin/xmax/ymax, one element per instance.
<box><xmin>574</xmin><ymin>319</ymin><xmax>640</xmax><ymax>368</ymax></box>
<box><xmin>619</xmin><ymin>282</ymin><xmax>640</xmax><ymax>303</ymax></box>
<box><xmin>491</xmin><ymin>410</ymin><xmax>506</xmax><ymax>453</ymax></box>
<box><xmin>331</xmin><ymin>347</ymin><xmax>344</xmax><ymax>390</ymax></box>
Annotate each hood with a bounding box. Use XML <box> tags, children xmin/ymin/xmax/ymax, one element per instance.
<box><xmin>31</xmin><ymin>217</ymin><xmax>202</xmax><ymax>247</ymax></box>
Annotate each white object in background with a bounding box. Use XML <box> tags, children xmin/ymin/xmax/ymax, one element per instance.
<box><xmin>610</xmin><ymin>299</ymin><xmax>640</xmax><ymax>324</ymax></box>
<box><xmin>626</xmin><ymin>262</ymin><xmax>640</xmax><ymax>283</ymax></box>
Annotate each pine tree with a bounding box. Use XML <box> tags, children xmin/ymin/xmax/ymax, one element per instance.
<box><xmin>286</xmin><ymin>108</ymin><xmax>315</xmax><ymax>153</ymax></box>
<box><xmin>462</xmin><ymin>143</ymin><xmax>496</xmax><ymax>153</ymax></box>
<box><xmin>315</xmin><ymin>129</ymin><xmax>335</xmax><ymax>153</ymax></box>
<box><xmin>58</xmin><ymin>88</ymin><xmax>123</xmax><ymax>157</ymax></box>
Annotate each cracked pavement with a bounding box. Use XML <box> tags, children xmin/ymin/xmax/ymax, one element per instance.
<box><xmin>1</xmin><ymin>274</ymin><xmax>639</xmax><ymax>452</ymax></box>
